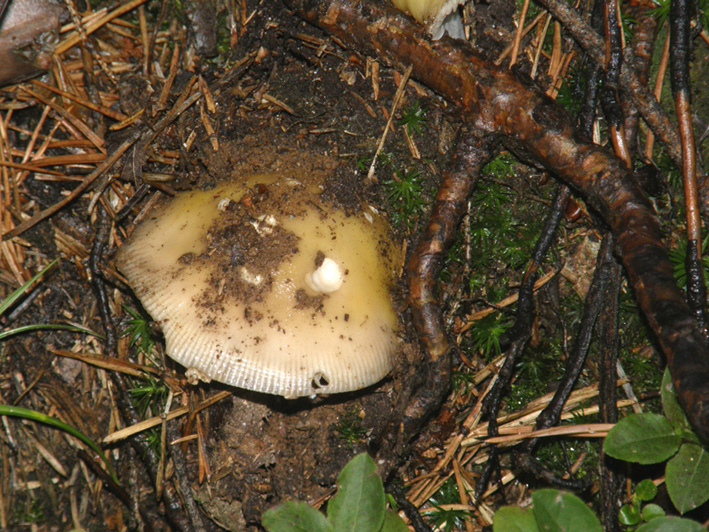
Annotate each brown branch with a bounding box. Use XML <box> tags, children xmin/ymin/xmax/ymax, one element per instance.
<box><xmin>597</xmin><ymin>256</ymin><xmax>623</xmax><ymax>532</ymax></box>
<box><xmin>283</xmin><ymin>0</ymin><xmax>709</xmax><ymax>444</ymax></box>
<box><xmin>408</xmin><ymin>130</ymin><xmax>493</xmax><ymax>364</ymax></box>
<box><xmin>532</xmin><ymin>0</ymin><xmax>709</xmax><ymax>215</ymax></box>
<box><xmin>623</xmin><ymin>0</ymin><xmax>659</xmax><ymax>154</ymax></box>
<box><xmin>670</xmin><ymin>0</ymin><xmax>706</xmax><ymax>332</ymax></box>
<box><xmin>390</xmin><ymin>130</ymin><xmax>493</xmax><ymax>451</ymax></box>
<box><xmin>601</xmin><ymin>0</ymin><xmax>631</xmax><ymax>168</ymax></box>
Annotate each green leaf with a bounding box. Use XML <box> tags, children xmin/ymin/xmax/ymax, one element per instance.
<box><xmin>618</xmin><ymin>503</ymin><xmax>641</xmax><ymax>526</ymax></box>
<box><xmin>666</xmin><ymin>443</ymin><xmax>709</xmax><ymax>514</ymax></box>
<box><xmin>603</xmin><ymin>414</ymin><xmax>681</xmax><ymax>464</ymax></box>
<box><xmin>262</xmin><ymin>501</ymin><xmax>333</xmax><ymax>532</ymax></box>
<box><xmin>635</xmin><ymin>479</ymin><xmax>658</xmax><ymax>502</ymax></box>
<box><xmin>635</xmin><ymin>516</ymin><xmax>705</xmax><ymax>532</ymax></box>
<box><xmin>380</xmin><ymin>509</ymin><xmax>409</xmax><ymax>532</ymax></box>
<box><xmin>327</xmin><ymin>454</ymin><xmax>385</xmax><ymax>532</ymax></box>
<box><xmin>493</xmin><ymin>506</ymin><xmax>540</xmax><ymax>532</ymax></box>
<box><xmin>531</xmin><ymin>489</ymin><xmax>602</xmax><ymax>532</ymax></box>
<box><xmin>661</xmin><ymin>368</ymin><xmax>689</xmax><ymax>431</ymax></box>
<box><xmin>640</xmin><ymin>504</ymin><xmax>665</xmax><ymax>522</ymax></box>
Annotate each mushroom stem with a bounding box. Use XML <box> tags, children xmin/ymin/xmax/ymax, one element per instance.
<box><xmin>305</xmin><ymin>257</ymin><xmax>344</xmax><ymax>294</ymax></box>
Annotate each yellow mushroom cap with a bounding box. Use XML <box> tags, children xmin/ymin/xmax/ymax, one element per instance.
<box><xmin>117</xmin><ymin>175</ymin><xmax>401</xmax><ymax>398</ymax></box>
<box><xmin>391</xmin><ymin>0</ymin><xmax>466</xmax><ymax>39</ymax></box>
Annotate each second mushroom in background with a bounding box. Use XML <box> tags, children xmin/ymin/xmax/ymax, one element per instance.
<box><xmin>390</xmin><ymin>0</ymin><xmax>467</xmax><ymax>39</ymax></box>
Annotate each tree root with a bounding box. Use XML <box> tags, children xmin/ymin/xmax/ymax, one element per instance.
<box><xmin>283</xmin><ymin>0</ymin><xmax>709</xmax><ymax>445</ymax></box>
<box><xmin>377</xmin><ymin>129</ymin><xmax>494</xmax><ymax>463</ymax></box>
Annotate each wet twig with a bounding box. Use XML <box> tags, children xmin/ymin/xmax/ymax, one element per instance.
<box><xmin>77</xmin><ymin>449</ymin><xmax>158</xmax><ymax>532</ymax></box>
<box><xmin>165</xmin><ymin>421</ymin><xmax>209</xmax><ymax>531</ymax></box>
<box><xmin>379</xmin><ymin>129</ymin><xmax>494</xmax><ymax>461</ymax></box>
<box><xmin>670</xmin><ymin>0</ymin><xmax>707</xmax><ymax>336</ymax></box>
<box><xmin>533</xmin><ymin>0</ymin><xmax>709</xmax><ymax>218</ymax></box>
<box><xmin>109</xmin><ymin>373</ymin><xmax>193</xmax><ymax>532</ymax></box>
<box><xmin>513</xmin><ymin>234</ymin><xmax>616</xmax><ymax>489</ymax></box>
<box><xmin>596</xmin><ymin>256</ymin><xmax>623</xmax><ymax>532</ymax></box>
<box><xmin>89</xmin><ymin>210</ymin><xmax>117</xmax><ymax>354</ymax></box>
<box><xmin>601</xmin><ymin>0</ymin><xmax>631</xmax><ymax>168</ymax></box>
<box><xmin>622</xmin><ymin>0</ymin><xmax>659</xmax><ymax>155</ymax></box>
<box><xmin>478</xmin><ymin>185</ymin><xmax>573</xmax><ymax>496</ymax></box>
<box><xmin>388</xmin><ymin>482</ymin><xmax>433</xmax><ymax>532</ymax></box>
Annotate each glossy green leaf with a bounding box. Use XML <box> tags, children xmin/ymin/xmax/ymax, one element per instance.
<box><xmin>618</xmin><ymin>503</ymin><xmax>640</xmax><ymax>526</ymax></box>
<box><xmin>531</xmin><ymin>490</ymin><xmax>602</xmax><ymax>532</ymax></box>
<box><xmin>262</xmin><ymin>501</ymin><xmax>333</xmax><ymax>532</ymax></box>
<box><xmin>603</xmin><ymin>414</ymin><xmax>681</xmax><ymax>464</ymax></box>
<box><xmin>661</xmin><ymin>368</ymin><xmax>689</xmax><ymax>431</ymax></box>
<box><xmin>635</xmin><ymin>479</ymin><xmax>658</xmax><ymax>502</ymax></box>
<box><xmin>636</xmin><ymin>516</ymin><xmax>705</xmax><ymax>532</ymax></box>
<box><xmin>493</xmin><ymin>506</ymin><xmax>539</xmax><ymax>532</ymax></box>
<box><xmin>327</xmin><ymin>454</ymin><xmax>385</xmax><ymax>532</ymax></box>
<box><xmin>380</xmin><ymin>509</ymin><xmax>409</xmax><ymax>532</ymax></box>
<box><xmin>640</xmin><ymin>504</ymin><xmax>665</xmax><ymax>522</ymax></box>
<box><xmin>666</xmin><ymin>443</ymin><xmax>709</xmax><ymax>514</ymax></box>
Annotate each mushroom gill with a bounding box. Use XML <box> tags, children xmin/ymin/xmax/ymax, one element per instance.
<box><xmin>117</xmin><ymin>174</ymin><xmax>401</xmax><ymax>398</ymax></box>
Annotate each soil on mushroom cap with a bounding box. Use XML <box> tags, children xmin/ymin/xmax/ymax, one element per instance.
<box><xmin>200</xmin><ymin>185</ymin><xmax>302</xmax><ymax>308</ymax></box>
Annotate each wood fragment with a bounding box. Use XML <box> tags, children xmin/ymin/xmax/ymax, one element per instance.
<box><xmin>102</xmin><ymin>391</ymin><xmax>231</xmax><ymax>444</ymax></box>
<box><xmin>198</xmin><ymin>76</ymin><xmax>216</xmax><ymax>113</ymax></box>
<box><xmin>369</xmin><ymin>58</ymin><xmax>380</xmax><ymax>100</ymax></box>
<box><xmin>367</xmin><ymin>64</ymin><xmax>412</xmax><ymax>181</ymax></box>
<box><xmin>55</xmin><ymin>0</ymin><xmax>151</xmax><ymax>55</ymax></box>
<box><xmin>156</xmin><ymin>44</ymin><xmax>180</xmax><ymax>113</ymax></box>
<box><xmin>1</xmin><ymin>136</ymin><xmax>135</xmax><ymax>241</ymax></box>
<box><xmin>109</xmin><ymin>109</ymin><xmax>145</xmax><ymax>131</ymax></box>
<box><xmin>261</xmin><ymin>93</ymin><xmax>296</xmax><ymax>114</ymax></box>
<box><xmin>199</xmin><ymin>101</ymin><xmax>219</xmax><ymax>151</ymax></box>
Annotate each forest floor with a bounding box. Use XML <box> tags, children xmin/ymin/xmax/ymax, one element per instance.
<box><xmin>1</xmin><ymin>0</ymin><xmax>708</xmax><ymax>530</ymax></box>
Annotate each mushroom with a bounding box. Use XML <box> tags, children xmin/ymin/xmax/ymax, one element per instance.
<box><xmin>117</xmin><ymin>174</ymin><xmax>401</xmax><ymax>399</ymax></box>
<box><xmin>391</xmin><ymin>0</ymin><xmax>466</xmax><ymax>40</ymax></box>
